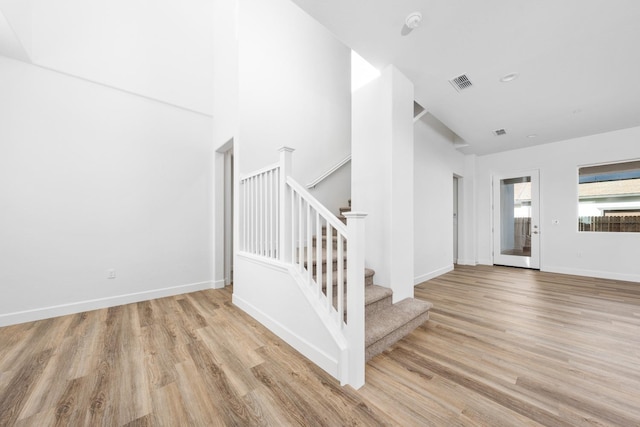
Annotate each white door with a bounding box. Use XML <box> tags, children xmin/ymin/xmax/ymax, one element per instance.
<box><xmin>493</xmin><ymin>170</ymin><xmax>540</xmax><ymax>269</ymax></box>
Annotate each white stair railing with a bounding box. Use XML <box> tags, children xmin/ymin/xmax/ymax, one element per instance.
<box><xmin>240</xmin><ymin>161</ymin><xmax>280</xmax><ymax>259</ymax></box>
<box><xmin>239</xmin><ymin>146</ymin><xmax>365</xmax><ymax>388</ymax></box>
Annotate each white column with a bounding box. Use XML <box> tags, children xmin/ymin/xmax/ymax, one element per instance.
<box><xmin>352</xmin><ymin>65</ymin><xmax>414</xmax><ymax>301</ymax></box>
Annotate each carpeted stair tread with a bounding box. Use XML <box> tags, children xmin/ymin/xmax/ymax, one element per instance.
<box><xmin>333</xmin><ymin>284</ymin><xmax>391</xmax><ymax>308</ymax></box>
<box><xmin>298</xmin><ymin>247</ymin><xmax>347</xmax><ymax>268</ymax></box>
<box><xmin>365</xmin><ymin>298</ymin><xmax>432</xmax><ymax>349</ymax></box>
<box><xmin>312</xmin><ymin>234</ymin><xmax>347</xmax><ymax>250</ymax></box>
<box><xmin>365</xmin><ymin>285</ymin><xmax>393</xmax><ymax>306</ymax></box>
<box><xmin>318</xmin><ymin>268</ymin><xmax>375</xmax><ymax>288</ymax></box>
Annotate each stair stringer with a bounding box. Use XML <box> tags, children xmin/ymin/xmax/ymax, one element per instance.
<box><xmin>232</xmin><ymin>252</ymin><xmax>348</xmax><ymax>382</ymax></box>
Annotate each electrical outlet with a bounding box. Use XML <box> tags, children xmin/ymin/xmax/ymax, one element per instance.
<box><xmin>107</xmin><ymin>269</ymin><xmax>116</xmax><ymax>279</ymax></box>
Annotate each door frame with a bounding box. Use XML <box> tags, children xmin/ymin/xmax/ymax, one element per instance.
<box><xmin>453</xmin><ymin>175</ymin><xmax>460</xmax><ymax>264</ymax></box>
<box><xmin>214</xmin><ymin>138</ymin><xmax>234</xmax><ymax>288</ymax></box>
<box><xmin>492</xmin><ymin>169</ymin><xmax>540</xmax><ymax>269</ymax></box>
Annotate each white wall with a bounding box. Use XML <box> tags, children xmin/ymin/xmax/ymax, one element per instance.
<box><xmin>231</xmin><ymin>0</ymin><xmax>353</xmax><ymax>381</ymax></box>
<box><xmin>237</xmin><ymin>0</ymin><xmax>351</xmax><ymax>212</ymax></box>
<box><xmin>30</xmin><ymin>0</ymin><xmax>214</xmax><ymax>114</ymax></box>
<box><xmin>476</xmin><ymin>126</ymin><xmax>640</xmax><ymax>282</ymax></box>
<box><xmin>413</xmin><ymin>114</ymin><xmax>468</xmax><ymax>284</ymax></box>
<box><xmin>213</xmin><ymin>0</ymin><xmax>238</xmax><ymax>148</ymax></box>
<box><xmin>352</xmin><ymin>65</ymin><xmax>414</xmax><ymax>301</ymax></box>
<box><xmin>0</xmin><ymin>57</ymin><xmax>214</xmax><ymax>325</ymax></box>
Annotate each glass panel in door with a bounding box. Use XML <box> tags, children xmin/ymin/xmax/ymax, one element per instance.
<box><xmin>493</xmin><ymin>171</ymin><xmax>540</xmax><ymax>269</ymax></box>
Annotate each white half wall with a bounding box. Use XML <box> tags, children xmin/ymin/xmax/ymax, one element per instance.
<box><xmin>476</xmin><ymin>126</ymin><xmax>640</xmax><ymax>282</ymax></box>
<box><xmin>233</xmin><ymin>254</ymin><xmax>344</xmax><ymax>378</ymax></box>
<box><xmin>413</xmin><ymin>114</ymin><xmax>468</xmax><ymax>285</ymax></box>
<box><xmin>0</xmin><ymin>57</ymin><xmax>214</xmax><ymax>326</ymax></box>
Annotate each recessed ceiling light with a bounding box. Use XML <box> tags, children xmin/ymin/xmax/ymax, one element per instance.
<box><xmin>527</xmin><ymin>134</ymin><xmax>538</xmax><ymax>138</ymax></box>
<box><xmin>500</xmin><ymin>72</ymin><xmax>519</xmax><ymax>83</ymax></box>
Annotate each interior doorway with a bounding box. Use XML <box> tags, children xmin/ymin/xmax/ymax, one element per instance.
<box><xmin>453</xmin><ymin>176</ymin><xmax>459</xmax><ymax>264</ymax></box>
<box><xmin>223</xmin><ymin>149</ymin><xmax>234</xmax><ymax>285</ymax></box>
<box><xmin>215</xmin><ymin>138</ymin><xmax>234</xmax><ymax>288</ymax></box>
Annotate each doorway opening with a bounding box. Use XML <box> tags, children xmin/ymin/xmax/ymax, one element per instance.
<box><xmin>453</xmin><ymin>176</ymin><xmax>460</xmax><ymax>264</ymax></box>
<box><xmin>215</xmin><ymin>139</ymin><xmax>234</xmax><ymax>288</ymax></box>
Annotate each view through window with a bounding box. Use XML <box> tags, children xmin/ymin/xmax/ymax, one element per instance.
<box><xmin>578</xmin><ymin>160</ymin><xmax>640</xmax><ymax>232</ymax></box>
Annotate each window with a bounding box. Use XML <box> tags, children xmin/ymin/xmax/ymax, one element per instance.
<box><xmin>578</xmin><ymin>160</ymin><xmax>640</xmax><ymax>232</ymax></box>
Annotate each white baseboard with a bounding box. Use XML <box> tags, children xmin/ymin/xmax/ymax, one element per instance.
<box><xmin>212</xmin><ymin>279</ymin><xmax>226</xmax><ymax>289</ymax></box>
<box><xmin>414</xmin><ymin>265</ymin><xmax>454</xmax><ymax>285</ymax></box>
<box><xmin>543</xmin><ymin>266</ymin><xmax>640</xmax><ymax>283</ymax></box>
<box><xmin>0</xmin><ymin>281</ymin><xmax>214</xmax><ymax>327</ymax></box>
<box><xmin>232</xmin><ymin>294</ymin><xmax>339</xmax><ymax>378</ymax></box>
<box><xmin>477</xmin><ymin>258</ymin><xmax>493</xmax><ymax>266</ymax></box>
<box><xmin>456</xmin><ymin>259</ymin><xmax>477</xmax><ymax>266</ymax></box>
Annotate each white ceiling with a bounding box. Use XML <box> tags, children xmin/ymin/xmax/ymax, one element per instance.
<box><xmin>2</xmin><ymin>0</ymin><xmax>640</xmax><ymax>152</ymax></box>
<box><xmin>292</xmin><ymin>0</ymin><xmax>640</xmax><ymax>155</ymax></box>
<box><xmin>0</xmin><ymin>0</ymin><xmax>213</xmax><ymax>115</ymax></box>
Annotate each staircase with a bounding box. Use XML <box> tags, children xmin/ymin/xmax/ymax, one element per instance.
<box><xmin>307</xmin><ymin>201</ymin><xmax>433</xmax><ymax>362</ymax></box>
<box><xmin>238</xmin><ymin>148</ymin><xmax>432</xmax><ymax>387</ymax></box>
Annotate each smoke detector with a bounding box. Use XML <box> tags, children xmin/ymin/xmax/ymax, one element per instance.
<box><xmin>493</xmin><ymin>128</ymin><xmax>507</xmax><ymax>136</ymax></box>
<box><xmin>405</xmin><ymin>12</ymin><xmax>422</xmax><ymax>29</ymax></box>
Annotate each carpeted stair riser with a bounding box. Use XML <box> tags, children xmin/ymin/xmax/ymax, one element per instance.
<box><xmin>302</xmin><ymin>200</ymin><xmax>434</xmax><ymax>366</ymax></box>
<box><xmin>365</xmin><ymin>311</ymin><xmax>430</xmax><ymax>361</ymax></box>
<box><xmin>364</xmin><ymin>298</ymin><xmax>433</xmax><ymax>362</ymax></box>
<box><xmin>298</xmin><ymin>248</ymin><xmax>347</xmax><ymax>275</ymax></box>
<box><xmin>334</xmin><ymin>284</ymin><xmax>392</xmax><ymax>323</ymax></box>
<box><xmin>314</xmin><ymin>268</ymin><xmax>374</xmax><ymax>289</ymax></box>
<box><xmin>365</xmin><ymin>294</ymin><xmax>393</xmax><ymax>318</ymax></box>
<box><xmin>312</xmin><ymin>235</ymin><xmax>347</xmax><ymax>251</ymax></box>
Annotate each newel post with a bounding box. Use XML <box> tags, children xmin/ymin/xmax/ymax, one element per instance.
<box><xmin>344</xmin><ymin>211</ymin><xmax>367</xmax><ymax>389</ymax></box>
<box><xmin>278</xmin><ymin>147</ymin><xmax>294</xmax><ymax>262</ymax></box>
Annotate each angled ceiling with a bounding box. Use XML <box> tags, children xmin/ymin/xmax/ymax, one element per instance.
<box><xmin>0</xmin><ymin>0</ymin><xmax>213</xmax><ymax>115</ymax></box>
<box><xmin>292</xmin><ymin>0</ymin><xmax>640</xmax><ymax>155</ymax></box>
<box><xmin>0</xmin><ymin>4</ymin><xmax>30</xmax><ymax>62</ymax></box>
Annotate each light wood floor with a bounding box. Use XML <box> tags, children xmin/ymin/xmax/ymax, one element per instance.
<box><xmin>1</xmin><ymin>265</ymin><xmax>639</xmax><ymax>426</ymax></box>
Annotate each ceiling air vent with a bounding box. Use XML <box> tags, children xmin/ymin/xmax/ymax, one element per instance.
<box><xmin>449</xmin><ymin>74</ymin><xmax>473</xmax><ymax>92</ymax></box>
<box><xmin>493</xmin><ymin>128</ymin><xmax>507</xmax><ymax>136</ymax></box>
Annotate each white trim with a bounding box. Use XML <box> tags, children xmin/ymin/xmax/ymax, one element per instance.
<box><xmin>237</xmin><ymin>251</ymin><xmax>290</xmax><ymax>271</ymax></box>
<box><xmin>306</xmin><ymin>155</ymin><xmax>351</xmax><ymax>189</ymax></box>
<box><xmin>478</xmin><ymin>258</ymin><xmax>494</xmax><ymax>265</ymax></box>
<box><xmin>414</xmin><ymin>265</ymin><xmax>454</xmax><ymax>285</ymax></box>
<box><xmin>413</xmin><ymin>108</ymin><xmax>428</xmax><ymax>123</ymax></box>
<box><xmin>239</xmin><ymin>162</ymin><xmax>279</xmax><ymax>182</ymax></box>
<box><xmin>232</xmin><ymin>293</ymin><xmax>340</xmax><ymax>378</ymax></box>
<box><xmin>0</xmin><ymin>281</ymin><xmax>214</xmax><ymax>327</ymax></box>
<box><xmin>543</xmin><ymin>265</ymin><xmax>640</xmax><ymax>283</ymax></box>
<box><xmin>455</xmin><ymin>259</ymin><xmax>477</xmax><ymax>266</ymax></box>
<box><xmin>213</xmin><ymin>279</ymin><xmax>227</xmax><ymax>289</ymax></box>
